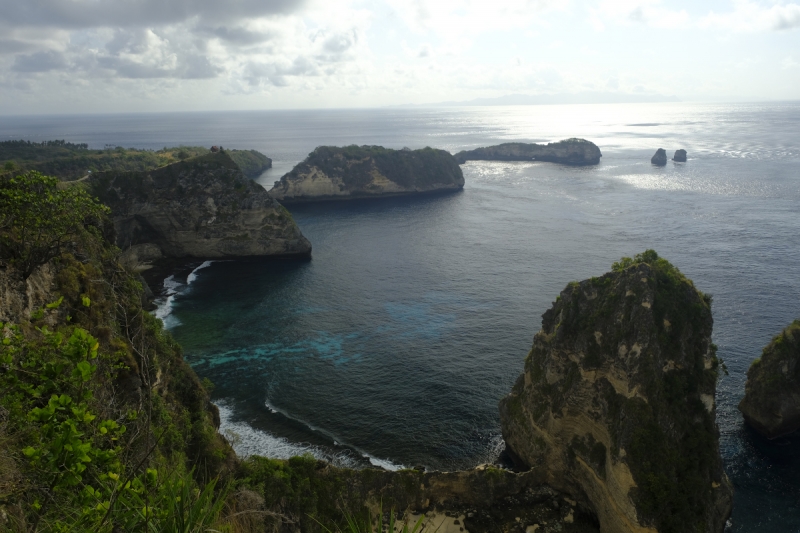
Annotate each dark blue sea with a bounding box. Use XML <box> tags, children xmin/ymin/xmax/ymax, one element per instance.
<box><xmin>3</xmin><ymin>103</ymin><xmax>800</xmax><ymax>531</ymax></box>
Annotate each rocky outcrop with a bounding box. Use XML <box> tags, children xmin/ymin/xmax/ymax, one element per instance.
<box><xmin>672</xmin><ymin>149</ymin><xmax>687</xmax><ymax>163</ymax></box>
<box><xmin>453</xmin><ymin>139</ymin><xmax>602</xmax><ymax>165</ymax></box>
<box><xmin>499</xmin><ymin>250</ymin><xmax>732</xmax><ymax>533</ymax></box>
<box><xmin>227</xmin><ymin>149</ymin><xmax>272</xmax><ymax>178</ymax></box>
<box><xmin>650</xmin><ymin>149</ymin><xmax>667</xmax><ymax>166</ymax></box>
<box><xmin>269</xmin><ymin>145</ymin><xmax>464</xmax><ymax>203</ymax></box>
<box><xmin>739</xmin><ymin>320</ymin><xmax>800</xmax><ymax>439</ymax></box>
<box><xmin>87</xmin><ymin>151</ymin><xmax>311</xmax><ymax>261</ymax></box>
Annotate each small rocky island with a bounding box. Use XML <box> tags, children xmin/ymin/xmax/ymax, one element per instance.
<box><xmin>453</xmin><ymin>139</ymin><xmax>602</xmax><ymax>165</ymax></box>
<box><xmin>739</xmin><ymin>320</ymin><xmax>800</xmax><ymax>439</ymax></box>
<box><xmin>651</xmin><ymin>148</ymin><xmax>667</xmax><ymax>166</ymax></box>
<box><xmin>269</xmin><ymin>145</ymin><xmax>464</xmax><ymax>203</ymax></box>
<box><xmin>86</xmin><ymin>150</ymin><xmax>311</xmax><ymax>265</ymax></box>
<box><xmin>673</xmin><ymin>149</ymin><xmax>687</xmax><ymax>162</ymax></box>
<box><xmin>499</xmin><ymin>250</ymin><xmax>732</xmax><ymax>533</ymax></box>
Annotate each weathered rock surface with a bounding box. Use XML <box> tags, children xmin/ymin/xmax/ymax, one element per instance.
<box><xmin>650</xmin><ymin>149</ymin><xmax>667</xmax><ymax>166</ymax></box>
<box><xmin>739</xmin><ymin>320</ymin><xmax>800</xmax><ymax>439</ymax></box>
<box><xmin>269</xmin><ymin>145</ymin><xmax>464</xmax><ymax>203</ymax></box>
<box><xmin>454</xmin><ymin>139</ymin><xmax>602</xmax><ymax>165</ymax></box>
<box><xmin>672</xmin><ymin>149</ymin><xmax>687</xmax><ymax>163</ymax></box>
<box><xmin>87</xmin><ymin>151</ymin><xmax>311</xmax><ymax>260</ymax></box>
<box><xmin>499</xmin><ymin>250</ymin><xmax>732</xmax><ymax>533</ymax></box>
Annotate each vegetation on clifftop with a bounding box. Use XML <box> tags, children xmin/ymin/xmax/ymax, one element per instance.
<box><xmin>0</xmin><ymin>141</ymin><xmax>271</xmax><ymax>181</ymax></box>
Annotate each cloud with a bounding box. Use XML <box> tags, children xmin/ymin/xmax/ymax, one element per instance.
<box><xmin>701</xmin><ymin>1</ymin><xmax>800</xmax><ymax>32</ymax></box>
<box><xmin>592</xmin><ymin>0</ymin><xmax>689</xmax><ymax>29</ymax></box>
<box><xmin>0</xmin><ymin>0</ymin><xmax>306</xmax><ymax>29</ymax></box>
<box><xmin>12</xmin><ymin>50</ymin><xmax>67</xmax><ymax>72</ymax></box>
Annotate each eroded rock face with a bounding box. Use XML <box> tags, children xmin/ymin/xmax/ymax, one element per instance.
<box><xmin>739</xmin><ymin>320</ymin><xmax>800</xmax><ymax>439</ymax></box>
<box><xmin>269</xmin><ymin>145</ymin><xmax>464</xmax><ymax>203</ymax></box>
<box><xmin>650</xmin><ymin>149</ymin><xmax>667</xmax><ymax>166</ymax></box>
<box><xmin>672</xmin><ymin>149</ymin><xmax>687</xmax><ymax>162</ymax></box>
<box><xmin>454</xmin><ymin>139</ymin><xmax>602</xmax><ymax>165</ymax></box>
<box><xmin>499</xmin><ymin>251</ymin><xmax>732</xmax><ymax>533</ymax></box>
<box><xmin>88</xmin><ymin>152</ymin><xmax>311</xmax><ymax>259</ymax></box>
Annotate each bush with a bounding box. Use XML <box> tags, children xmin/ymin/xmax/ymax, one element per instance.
<box><xmin>0</xmin><ymin>171</ymin><xmax>108</xmax><ymax>279</ymax></box>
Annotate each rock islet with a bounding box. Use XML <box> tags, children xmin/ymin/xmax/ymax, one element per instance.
<box><xmin>650</xmin><ymin>148</ymin><xmax>668</xmax><ymax>165</ymax></box>
<box><xmin>454</xmin><ymin>138</ymin><xmax>602</xmax><ymax>165</ymax></box>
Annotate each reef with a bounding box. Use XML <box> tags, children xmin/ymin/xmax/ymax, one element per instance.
<box><xmin>86</xmin><ymin>151</ymin><xmax>311</xmax><ymax>266</ymax></box>
<box><xmin>739</xmin><ymin>320</ymin><xmax>800</xmax><ymax>439</ymax></box>
<box><xmin>269</xmin><ymin>145</ymin><xmax>464</xmax><ymax>203</ymax></box>
<box><xmin>453</xmin><ymin>139</ymin><xmax>602</xmax><ymax>165</ymax></box>
<box><xmin>498</xmin><ymin>250</ymin><xmax>733</xmax><ymax>533</ymax></box>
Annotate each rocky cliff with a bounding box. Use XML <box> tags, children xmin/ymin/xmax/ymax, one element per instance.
<box><xmin>86</xmin><ymin>151</ymin><xmax>311</xmax><ymax>263</ymax></box>
<box><xmin>453</xmin><ymin>139</ymin><xmax>602</xmax><ymax>165</ymax></box>
<box><xmin>499</xmin><ymin>250</ymin><xmax>732</xmax><ymax>533</ymax></box>
<box><xmin>739</xmin><ymin>320</ymin><xmax>800</xmax><ymax>439</ymax></box>
<box><xmin>269</xmin><ymin>145</ymin><xmax>464</xmax><ymax>203</ymax></box>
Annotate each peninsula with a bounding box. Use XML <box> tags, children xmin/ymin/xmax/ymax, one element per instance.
<box><xmin>269</xmin><ymin>145</ymin><xmax>464</xmax><ymax>203</ymax></box>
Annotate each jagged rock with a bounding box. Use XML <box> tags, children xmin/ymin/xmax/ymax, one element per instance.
<box><xmin>499</xmin><ymin>250</ymin><xmax>732</xmax><ymax>533</ymax></box>
<box><xmin>87</xmin><ymin>152</ymin><xmax>311</xmax><ymax>259</ymax></box>
<box><xmin>651</xmin><ymin>149</ymin><xmax>667</xmax><ymax>166</ymax></box>
<box><xmin>270</xmin><ymin>145</ymin><xmax>464</xmax><ymax>203</ymax></box>
<box><xmin>739</xmin><ymin>320</ymin><xmax>800</xmax><ymax>439</ymax></box>
<box><xmin>454</xmin><ymin>139</ymin><xmax>602</xmax><ymax>165</ymax></box>
<box><xmin>672</xmin><ymin>149</ymin><xmax>687</xmax><ymax>162</ymax></box>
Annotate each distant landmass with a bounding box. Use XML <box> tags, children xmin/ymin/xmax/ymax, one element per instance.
<box><xmin>393</xmin><ymin>92</ymin><xmax>681</xmax><ymax>107</ymax></box>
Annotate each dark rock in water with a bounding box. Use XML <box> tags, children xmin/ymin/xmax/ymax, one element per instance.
<box><xmin>87</xmin><ymin>151</ymin><xmax>311</xmax><ymax>261</ymax></box>
<box><xmin>673</xmin><ymin>149</ymin><xmax>687</xmax><ymax>162</ymax></box>
<box><xmin>499</xmin><ymin>250</ymin><xmax>732</xmax><ymax>533</ymax></box>
<box><xmin>454</xmin><ymin>138</ymin><xmax>602</xmax><ymax>165</ymax></box>
<box><xmin>651</xmin><ymin>148</ymin><xmax>667</xmax><ymax>166</ymax></box>
<box><xmin>739</xmin><ymin>320</ymin><xmax>800</xmax><ymax>439</ymax></box>
<box><xmin>270</xmin><ymin>145</ymin><xmax>464</xmax><ymax>204</ymax></box>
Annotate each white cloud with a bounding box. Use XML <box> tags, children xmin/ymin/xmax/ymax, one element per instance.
<box><xmin>701</xmin><ymin>1</ymin><xmax>800</xmax><ymax>32</ymax></box>
<box><xmin>591</xmin><ymin>0</ymin><xmax>689</xmax><ymax>29</ymax></box>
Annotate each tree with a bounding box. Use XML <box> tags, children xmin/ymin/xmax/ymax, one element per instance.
<box><xmin>0</xmin><ymin>171</ymin><xmax>109</xmax><ymax>279</ymax></box>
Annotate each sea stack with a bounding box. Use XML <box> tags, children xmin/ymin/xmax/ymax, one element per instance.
<box><xmin>651</xmin><ymin>148</ymin><xmax>667</xmax><ymax>166</ymax></box>
<box><xmin>269</xmin><ymin>145</ymin><xmax>464</xmax><ymax>204</ymax></box>
<box><xmin>499</xmin><ymin>250</ymin><xmax>732</xmax><ymax>533</ymax></box>
<box><xmin>87</xmin><ymin>151</ymin><xmax>312</xmax><ymax>262</ymax></box>
<box><xmin>454</xmin><ymin>138</ymin><xmax>602</xmax><ymax>165</ymax></box>
<box><xmin>739</xmin><ymin>320</ymin><xmax>800</xmax><ymax>439</ymax></box>
<box><xmin>673</xmin><ymin>149</ymin><xmax>687</xmax><ymax>162</ymax></box>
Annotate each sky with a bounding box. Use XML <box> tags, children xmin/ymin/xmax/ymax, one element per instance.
<box><xmin>0</xmin><ymin>0</ymin><xmax>799</xmax><ymax>114</ymax></box>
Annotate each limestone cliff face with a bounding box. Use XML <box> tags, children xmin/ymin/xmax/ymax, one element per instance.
<box><xmin>87</xmin><ymin>152</ymin><xmax>311</xmax><ymax>260</ymax></box>
<box><xmin>499</xmin><ymin>252</ymin><xmax>732</xmax><ymax>533</ymax></box>
<box><xmin>453</xmin><ymin>139</ymin><xmax>602</xmax><ymax>165</ymax></box>
<box><xmin>269</xmin><ymin>145</ymin><xmax>464</xmax><ymax>203</ymax></box>
<box><xmin>739</xmin><ymin>320</ymin><xmax>800</xmax><ymax>439</ymax></box>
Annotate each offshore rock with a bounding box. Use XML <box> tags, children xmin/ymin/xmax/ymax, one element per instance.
<box><xmin>87</xmin><ymin>152</ymin><xmax>311</xmax><ymax>260</ymax></box>
<box><xmin>739</xmin><ymin>320</ymin><xmax>800</xmax><ymax>439</ymax></box>
<box><xmin>650</xmin><ymin>149</ymin><xmax>667</xmax><ymax>166</ymax></box>
<box><xmin>499</xmin><ymin>250</ymin><xmax>732</xmax><ymax>533</ymax></box>
<box><xmin>672</xmin><ymin>149</ymin><xmax>687</xmax><ymax>162</ymax></box>
<box><xmin>269</xmin><ymin>145</ymin><xmax>464</xmax><ymax>203</ymax></box>
<box><xmin>454</xmin><ymin>138</ymin><xmax>602</xmax><ymax>165</ymax></box>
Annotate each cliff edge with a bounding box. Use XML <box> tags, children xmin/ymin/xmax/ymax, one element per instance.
<box><xmin>739</xmin><ymin>320</ymin><xmax>800</xmax><ymax>439</ymax></box>
<box><xmin>86</xmin><ymin>151</ymin><xmax>311</xmax><ymax>262</ymax></box>
<box><xmin>499</xmin><ymin>250</ymin><xmax>732</xmax><ymax>533</ymax></box>
<box><xmin>454</xmin><ymin>139</ymin><xmax>601</xmax><ymax>165</ymax></box>
<box><xmin>269</xmin><ymin>145</ymin><xmax>464</xmax><ymax>203</ymax></box>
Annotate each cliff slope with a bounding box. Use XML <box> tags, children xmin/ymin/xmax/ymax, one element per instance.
<box><xmin>739</xmin><ymin>320</ymin><xmax>800</xmax><ymax>438</ymax></box>
<box><xmin>269</xmin><ymin>145</ymin><xmax>464</xmax><ymax>203</ymax></box>
<box><xmin>499</xmin><ymin>250</ymin><xmax>732</xmax><ymax>533</ymax></box>
<box><xmin>454</xmin><ymin>139</ymin><xmax>601</xmax><ymax>165</ymax></box>
<box><xmin>86</xmin><ymin>151</ymin><xmax>311</xmax><ymax>261</ymax></box>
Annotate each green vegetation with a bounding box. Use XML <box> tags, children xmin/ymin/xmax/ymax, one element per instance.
<box><xmin>292</xmin><ymin>145</ymin><xmax>462</xmax><ymax>189</ymax></box>
<box><xmin>0</xmin><ymin>172</ymin><xmax>109</xmax><ymax>279</ymax></box>
<box><xmin>0</xmin><ymin>141</ymin><xmax>271</xmax><ymax>181</ymax></box>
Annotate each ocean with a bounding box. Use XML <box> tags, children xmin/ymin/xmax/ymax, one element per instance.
<box><xmin>3</xmin><ymin>102</ymin><xmax>799</xmax><ymax>531</ymax></box>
